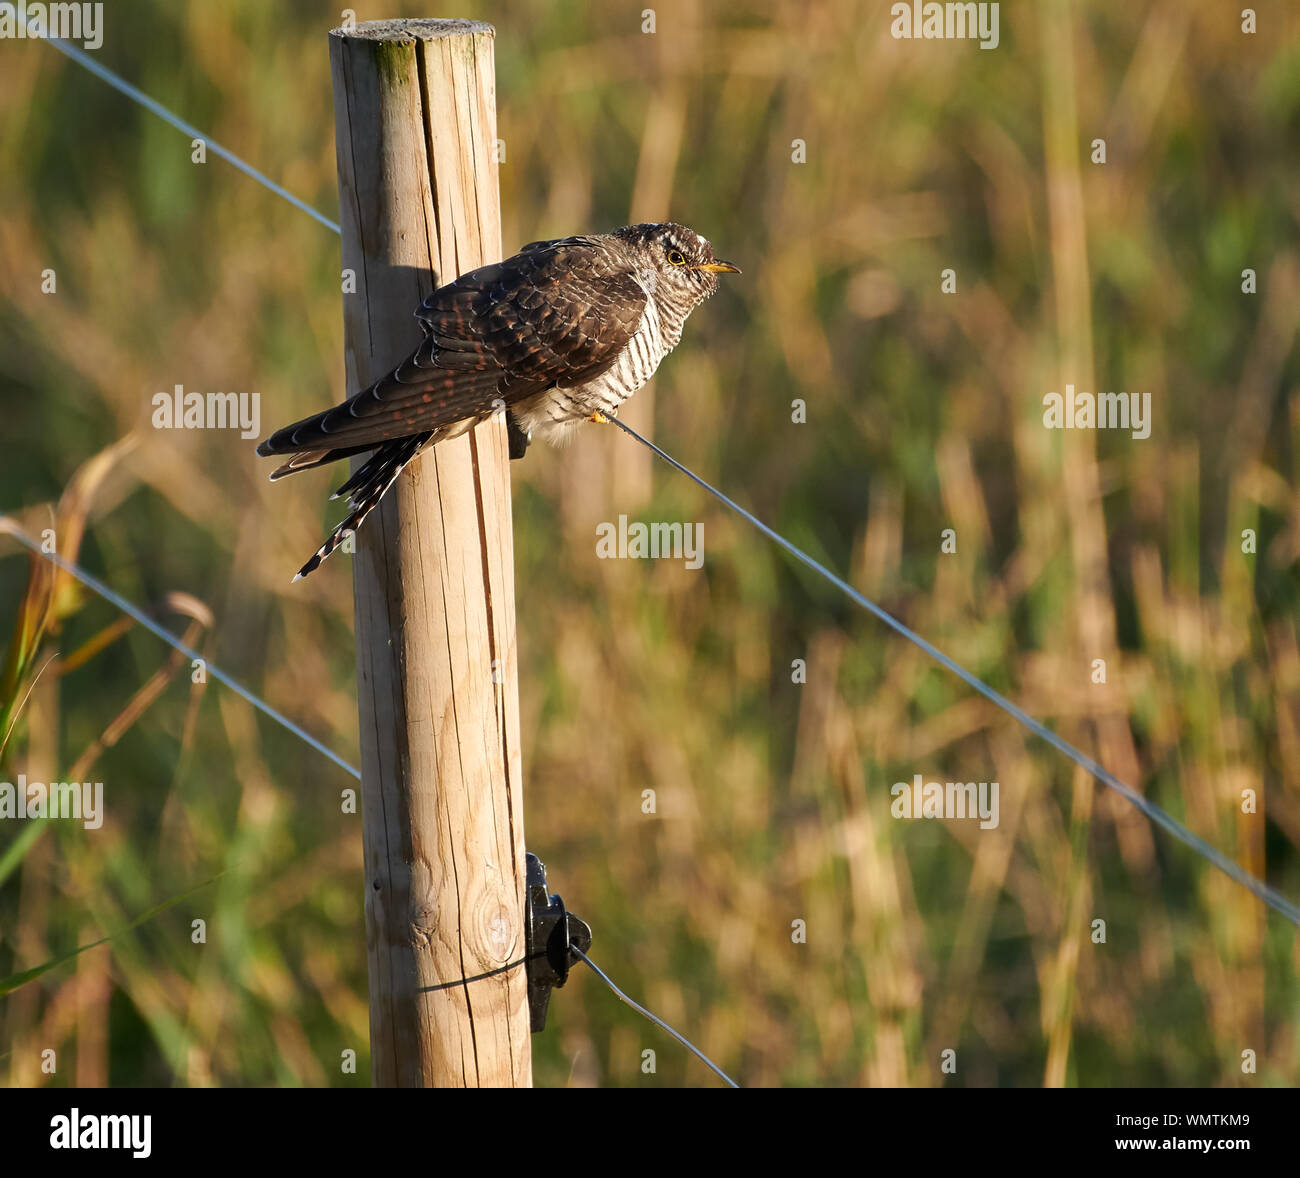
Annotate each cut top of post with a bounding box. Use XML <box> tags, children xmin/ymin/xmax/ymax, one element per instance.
<box><xmin>330</xmin><ymin>18</ymin><xmax>495</xmax><ymax>41</ymax></box>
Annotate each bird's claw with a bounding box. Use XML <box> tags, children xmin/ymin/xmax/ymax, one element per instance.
<box><xmin>588</xmin><ymin>411</ymin><xmax>611</xmax><ymax>424</ymax></box>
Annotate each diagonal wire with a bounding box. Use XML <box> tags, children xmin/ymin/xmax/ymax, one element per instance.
<box><xmin>0</xmin><ymin>1</ymin><xmax>341</xmax><ymax>235</ymax></box>
<box><xmin>607</xmin><ymin>416</ymin><xmax>1300</xmax><ymax>929</ymax></box>
<box><xmin>0</xmin><ymin>2</ymin><xmax>794</xmax><ymax>1090</ymax></box>
<box><xmin>571</xmin><ymin>947</ymin><xmax>740</xmax><ymax>1088</ymax></box>
<box><xmin>0</xmin><ymin>521</ymin><xmax>361</xmax><ymax>781</ymax></box>
<box><xmin>0</xmin><ymin>532</ymin><xmax>729</xmax><ymax>1084</ymax></box>
<box><xmin>16</xmin><ymin>0</ymin><xmax>1296</xmax><ymax>1026</ymax></box>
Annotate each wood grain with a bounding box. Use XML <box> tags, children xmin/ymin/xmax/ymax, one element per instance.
<box><xmin>329</xmin><ymin>18</ymin><xmax>529</xmax><ymax>1088</ymax></box>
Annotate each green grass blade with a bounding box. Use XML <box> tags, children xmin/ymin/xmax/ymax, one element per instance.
<box><xmin>0</xmin><ymin>873</ymin><xmax>223</xmax><ymax>997</ymax></box>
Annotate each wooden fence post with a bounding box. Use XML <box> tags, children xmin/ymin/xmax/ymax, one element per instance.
<box><xmin>329</xmin><ymin>17</ymin><xmax>530</xmax><ymax>1088</ymax></box>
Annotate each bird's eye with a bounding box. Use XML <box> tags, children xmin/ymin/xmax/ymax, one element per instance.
<box><xmin>666</xmin><ymin>248</ymin><xmax>687</xmax><ymax>266</ymax></box>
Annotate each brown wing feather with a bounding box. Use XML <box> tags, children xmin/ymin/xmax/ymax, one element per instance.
<box><xmin>257</xmin><ymin>238</ymin><xmax>645</xmax><ymax>459</ymax></box>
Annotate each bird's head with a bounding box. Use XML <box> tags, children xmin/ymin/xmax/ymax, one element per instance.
<box><xmin>615</xmin><ymin>222</ymin><xmax>741</xmax><ymax>304</ymax></box>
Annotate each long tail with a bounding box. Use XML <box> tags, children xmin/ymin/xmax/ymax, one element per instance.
<box><xmin>292</xmin><ymin>431</ymin><xmax>434</xmax><ymax>581</ymax></box>
<box><xmin>268</xmin><ymin>443</ymin><xmax>375</xmax><ymax>481</ymax></box>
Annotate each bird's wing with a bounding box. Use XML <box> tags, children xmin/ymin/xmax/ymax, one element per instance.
<box><xmin>257</xmin><ymin>239</ymin><xmax>646</xmax><ymax>457</ymax></box>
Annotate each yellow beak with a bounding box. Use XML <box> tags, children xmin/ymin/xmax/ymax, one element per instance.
<box><xmin>693</xmin><ymin>260</ymin><xmax>741</xmax><ymax>274</ymax></box>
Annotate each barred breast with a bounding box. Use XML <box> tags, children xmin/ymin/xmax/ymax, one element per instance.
<box><xmin>513</xmin><ymin>289</ymin><xmax>680</xmax><ymax>440</ymax></box>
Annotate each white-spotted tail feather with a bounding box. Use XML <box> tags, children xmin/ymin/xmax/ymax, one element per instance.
<box><xmin>292</xmin><ymin>432</ymin><xmax>434</xmax><ymax>581</ymax></box>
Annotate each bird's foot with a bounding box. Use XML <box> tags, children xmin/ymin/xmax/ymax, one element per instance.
<box><xmin>588</xmin><ymin>410</ymin><xmax>612</xmax><ymax>424</ymax></box>
<box><xmin>506</xmin><ymin>411</ymin><xmax>531</xmax><ymax>460</ymax></box>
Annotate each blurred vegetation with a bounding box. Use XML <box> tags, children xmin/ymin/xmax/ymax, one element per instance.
<box><xmin>1</xmin><ymin>0</ymin><xmax>1299</xmax><ymax>1087</ymax></box>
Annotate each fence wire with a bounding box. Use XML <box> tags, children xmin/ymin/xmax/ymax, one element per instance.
<box><xmin>8</xmin><ymin>10</ymin><xmax>1298</xmax><ymax>1099</ymax></box>
<box><xmin>604</xmin><ymin>415</ymin><xmax>1300</xmax><ymax>928</ymax></box>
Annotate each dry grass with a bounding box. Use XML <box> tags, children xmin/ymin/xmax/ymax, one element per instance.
<box><xmin>1</xmin><ymin>0</ymin><xmax>1298</xmax><ymax>1086</ymax></box>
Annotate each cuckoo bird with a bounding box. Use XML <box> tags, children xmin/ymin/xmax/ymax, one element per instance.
<box><xmin>257</xmin><ymin>222</ymin><xmax>739</xmax><ymax>580</ymax></box>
